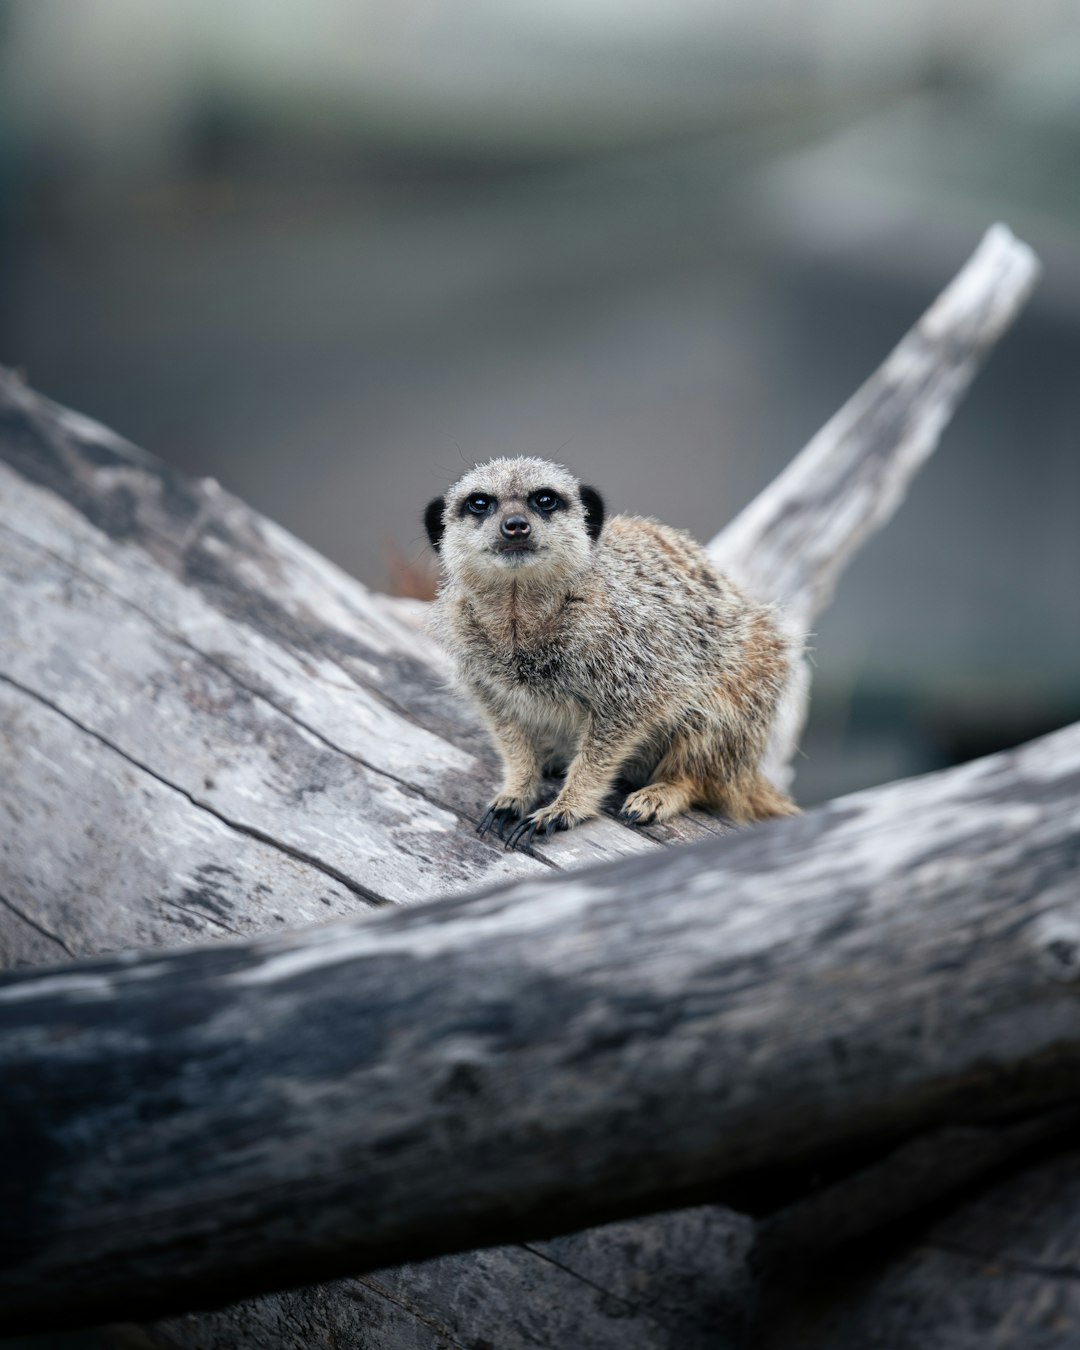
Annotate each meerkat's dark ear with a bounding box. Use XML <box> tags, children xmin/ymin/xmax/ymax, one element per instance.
<box><xmin>579</xmin><ymin>485</ymin><xmax>605</xmax><ymax>541</ymax></box>
<box><xmin>423</xmin><ymin>496</ymin><xmax>446</xmax><ymax>552</ymax></box>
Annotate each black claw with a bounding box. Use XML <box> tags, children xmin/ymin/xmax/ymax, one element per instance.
<box><xmin>477</xmin><ymin>805</ymin><xmax>520</xmax><ymax>839</ymax></box>
<box><xmin>620</xmin><ymin>804</ymin><xmax>658</xmax><ymax>826</ymax></box>
<box><xmin>504</xmin><ymin>809</ymin><xmax>575</xmax><ymax>850</ymax></box>
<box><xmin>505</xmin><ymin>819</ymin><xmax>538</xmax><ymax>851</ymax></box>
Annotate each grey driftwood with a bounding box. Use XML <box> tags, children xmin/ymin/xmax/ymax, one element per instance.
<box><xmin>4</xmin><ymin>715</ymin><xmax>1080</xmax><ymax>1330</ymax></box>
<box><xmin>1</xmin><ymin>225</ymin><xmax>1072</xmax><ymax>1349</ymax></box>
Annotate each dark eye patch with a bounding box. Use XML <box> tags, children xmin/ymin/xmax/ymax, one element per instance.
<box><xmin>462</xmin><ymin>493</ymin><xmax>496</xmax><ymax>516</ymax></box>
<box><xmin>531</xmin><ymin>490</ymin><xmax>561</xmax><ymax>513</ymax></box>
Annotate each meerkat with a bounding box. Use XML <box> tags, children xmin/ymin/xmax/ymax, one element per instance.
<box><xmin>424</xmin><ymin>457</ymin><xmax>798</xmax><ymax>849</ymax></box>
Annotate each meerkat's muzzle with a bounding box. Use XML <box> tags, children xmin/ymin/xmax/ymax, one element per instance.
<box><xmin>500</xmin><ymin>514</ymin><xmax>531</xmax><ymax>540</ymax></box>
<box><xmin>494</xmin><ymin>513</ymin><xmax>538</xmax><ymax>558</ymax></box>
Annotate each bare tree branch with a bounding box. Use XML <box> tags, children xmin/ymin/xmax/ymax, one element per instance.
<box><xmin>707</xmin><ymin>224</ymin><xmax>1041</xmax><ymax>785</ymax></box>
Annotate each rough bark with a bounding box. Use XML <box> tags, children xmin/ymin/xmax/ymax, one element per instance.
<box><xmin>0</xmin><ymin>224</ymin><xmax>1061</xmax><ymax>1346</ymax></box>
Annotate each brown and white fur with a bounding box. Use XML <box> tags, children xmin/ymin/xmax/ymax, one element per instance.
<box><xmin>424</xmin><ymin>457</ymin><xmax>798</xmax><ymax>848</ymax></box>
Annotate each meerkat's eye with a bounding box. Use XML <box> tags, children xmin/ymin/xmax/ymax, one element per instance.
<box><xmin>532</xmin><ymin>491</ymin><xmax>560</xmax><ymax>513</ymax></box>
<box><xmin>465</xmin><ymin>493</ymin><xmax>494</xmax><ymax>515</ymax></box>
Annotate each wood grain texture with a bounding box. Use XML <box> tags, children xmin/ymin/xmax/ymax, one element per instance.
<box><xmin>0</xmin><ymin>366</ymin><xmax>723</xmax><ymax>1346</ymax></box>
<box><xmin>122</xmin><ymin>1208</ymin><xmax>756</xmax><ymax>1350</ymax></box>
<box><xmin>0</xmin><ymin>372</ymin><xmax>671</xmax><ymax>883</ymax></box>
<box><xmin>0</xmin><ymin>225</ymin><xmax>1057</xmax><ymax>1347</ymax></box>
<box><xmin>756</xmin><ymin>1146</ymin><xmax>1080</xmax><ymax>1350</ymax></box>
<box><xmin>2</xmin><ymin>721</ymin><xmax>1079</xmax><ymax>1330</ymax></box>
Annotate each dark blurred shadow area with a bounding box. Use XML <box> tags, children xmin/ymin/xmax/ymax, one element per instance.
<box><xmin>1</xmin><ymin>0</ymin><xmax>1078</xmax><ymax>817</ymax></box>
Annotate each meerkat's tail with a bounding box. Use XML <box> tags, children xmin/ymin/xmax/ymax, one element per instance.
<box><xmin>712</xmin><ymin>770</ymin><xmax>800</xmax><ymax>824</ymax></box>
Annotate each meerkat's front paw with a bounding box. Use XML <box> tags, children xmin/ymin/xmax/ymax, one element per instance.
<box><xmin>504</xmin><ymin>802</ymin><xmax>578</xmax><ymax>851</ymax></box>
<box><xmin>476</xmin><ymin>795</ymin><xmax>533</xmax><ymax>840</ymax></box>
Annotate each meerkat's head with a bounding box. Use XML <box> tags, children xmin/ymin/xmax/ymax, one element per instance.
<box><xmin>424</xmin><ymin>457</ymin><xmax>604</xmax><ymax>589</ymax></box>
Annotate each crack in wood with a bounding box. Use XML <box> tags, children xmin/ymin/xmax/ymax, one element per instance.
<box><xmin>0</xmin><ymin>516</ymin><xmax>565</xmax><ymax>872</ymax></box>
<box><xmin>0</xmin><ymin>227</ymin><xmax>1057</xmax><ymax>1347</ymax></box>
<box><xmin>0</xmin><ymin>890</ymin><xmax>77</xmax><ymax>960</ymax></box>
<box><xmin>0</xmin><ymin>669</ymin><xmax>391</xmax><ymax>911</ymax></box>
<box><xmin>160</xmin><ymin>899</ymin><xmax>246</xmax><ymax>939</ymax></box>
<box><xmin>518</xmin><ymin>1240</ymin><xmax>686</xmax><ymax>1330</ymax></box>
<box><xmin>352</xmin><ymin>1275</ymin><xmax>471</xmax><ymax>1349</ymax></box>
<box><xmin>927</xmin><ymin>1240</ymin><xmax>1080</xmax><ymax>1286</ymax></box>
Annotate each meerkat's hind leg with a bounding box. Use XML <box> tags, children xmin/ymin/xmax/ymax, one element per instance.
<box><xmin>710</xmin><ymin>770</ymin><xmax>800</xmax><ymax>824</ymax></box>
<box><xmin>618</xmin><ymin>731</ymin><xmax>707</xmax><ymax>825</ymax></box>
<box><xmin>618</xmin><ymin>726</ymin><xmax>799</xmax><ymax>826</ymax></box>
<box><xmin>619</xmin><ymin>776</ymin><xmax>698</xmax><ymax>825</ymax></box>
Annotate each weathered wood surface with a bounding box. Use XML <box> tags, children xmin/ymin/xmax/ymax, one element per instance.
<box><xmin>3</xmin><ymin>718</ymin><xmax>1080</xmax><ymax>1330</ymax></box>
<box><xmin>756</xmin><ymin>1145</ymin><xmax>1080</xmax><ymax>1349</ymax></box>
<box><xmin>0</xmin><ymin>356</ymin><xmax>734</xmax><ymax>1348</ymax></box>
<box><xmin>0</xmin><ymin>224</ymin><xmax>1059</xmax><ymax>1346</ymax></box>
<box><xmin>114</xmin><ymin>1209</ymin><xmax>758</xmax><ymax>1350</ymax></box>
<box><xmin>0</xmin><ymin>226</ymin><xmax>1040</xmax><ymax>927</ymax></box>
<box><xmin>120</xmin><ymin>1111</ymin><xmax>1080</xmax><ymax>1350</ymax></box>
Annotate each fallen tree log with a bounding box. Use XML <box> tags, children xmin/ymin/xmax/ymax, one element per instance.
<box><xmin>0</xmin><ymin>225</ymin><xmax>1065</xmax><ymax>1347</ymax></box>
<box><xmin>3</xmin><ymin>715</ymin><xmax>1080</xmax><ymax>1331</ymax></box>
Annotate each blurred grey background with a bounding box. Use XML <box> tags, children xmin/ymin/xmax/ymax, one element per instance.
<box><xmin>1</xmin><ymin>0</ymin><xmax>1078</xmax><ymax>815</ymax></box>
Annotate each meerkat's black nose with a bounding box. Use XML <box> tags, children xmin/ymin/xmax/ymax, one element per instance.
<box><xmin>500</xmin><ymin>515</ymin><xmax>531</xmax><ymax>539</ymax></box>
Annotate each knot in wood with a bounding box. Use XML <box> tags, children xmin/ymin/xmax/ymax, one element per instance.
<box><xmin>1036</xmin><ymin>920</ymin><xmax>1080</xmax><ymax>984</ymax></box>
